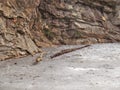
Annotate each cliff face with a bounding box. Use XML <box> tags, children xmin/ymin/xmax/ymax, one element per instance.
<box><xmin>0</xmin><ymin>0</ymin><xmax>41</xmax><ymax>60</ymax></box>
<box><xmin>0</xmin><ymin>0</ymin><xmax>120</xmax><ymax>60</ymax></box>
<box><xmin>39</xmin><ymin>0</ymin><xmax>120</xmax><ymax>44</ymax></box>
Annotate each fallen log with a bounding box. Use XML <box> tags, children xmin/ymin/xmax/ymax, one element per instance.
<box><xmin>50</xmin><ymin>45</ymin><xmax>91</xmax><ymax>59</ymax></box>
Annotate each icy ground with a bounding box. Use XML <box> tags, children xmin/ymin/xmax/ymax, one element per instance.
<box><xmin>0</xmin><ymin>43</ymin><xmax>120</xmax><ymax>90</ymax></box>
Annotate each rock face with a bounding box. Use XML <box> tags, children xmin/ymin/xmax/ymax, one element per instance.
<box><xmin>0</xmin><ymin>0</ymin><xmax>42</xmax><ymax>60</ymax></box>
<box><xmin>0</xmin><ymin>0</ymin><xmax>120</xmax><ymax>60</ymax></box>
<box><xmin>39</xmin><ymin>0</ymin><xmax>120</xmax><ymax>44</ymax></box>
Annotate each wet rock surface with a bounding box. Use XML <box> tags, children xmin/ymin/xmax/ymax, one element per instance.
<box><xmin>0</xmin><ymin>43</ymin><xmax>120</xmax><ymax>90</ymax></box>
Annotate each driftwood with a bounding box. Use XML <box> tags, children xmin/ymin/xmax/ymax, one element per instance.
<box><xmin>50</xmin><ymin>45</ymin><xmax>90</xmax><ymax>59</ymax></box>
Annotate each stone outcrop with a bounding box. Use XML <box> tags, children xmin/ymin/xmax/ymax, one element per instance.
<box><xmin>0</xmin><ymin>0</ymin><xmax>42</xmax><ymax>60</ymax></box>
<box><xmin>39</xmin><ymin>0</ymin><xmax>120</xmax><ymax>44</ymax></box>
<box><xmin>0</xmin><ymin>0</ymin><xmax>120</xmax><ymax>60</ymax></box>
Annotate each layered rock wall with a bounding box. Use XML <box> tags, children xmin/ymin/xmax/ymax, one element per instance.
<box><xmin>0</xmin><ymin>0</ymin><xmax>120</xmax><ymax>60</ymax></box>
<box><xmin>39</xmin><ymin>0</ymin><xmax>120</xmax><ymax>44</ymax></box>
<box><xmin>0</xmin><ymin>0</ymin><xmax>42</xmax><ymax>60</ymax></box>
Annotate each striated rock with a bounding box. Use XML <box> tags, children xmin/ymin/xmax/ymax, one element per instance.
<box><xmin>0</xmin><ymin>0</ymin><xmax>120</xmax><ymax>60</ymax></box>
<box><xmin>39</xmin><ymin>0</ymin><xmax>120</xmax><ymax>45</ymax></box>
<box><xmin>0</xmin><ymin>0</ymin><xmax>43</xmax><ymax>60</ymax></box>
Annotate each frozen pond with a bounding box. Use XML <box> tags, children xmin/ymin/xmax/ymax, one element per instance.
<box><xmin>0</xmin><ymin>43</ymin><xmax>120</xmax><ymax>90</ymax></box>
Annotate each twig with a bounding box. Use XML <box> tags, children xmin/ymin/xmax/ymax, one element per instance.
<box><xmin>50</xmin><ymin>45</ymin><xmax>90</xmax><ymax>59</ymax></box>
